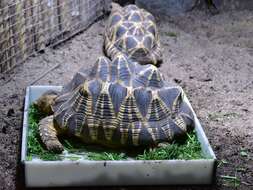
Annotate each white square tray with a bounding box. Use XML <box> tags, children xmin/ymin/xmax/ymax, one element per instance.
<box><xmin>21</xmin><ymin>86</ymin><xmax>216</xmax><ymax>187</ymax></box>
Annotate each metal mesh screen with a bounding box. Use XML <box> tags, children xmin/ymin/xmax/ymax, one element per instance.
<box><xmin>0</xmin><ymin>0</ymin><xmax>111</xmax><ymax>73</ymax></box>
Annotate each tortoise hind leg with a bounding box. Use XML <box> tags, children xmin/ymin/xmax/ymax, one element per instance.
<box><xmin>39</xmin><ymin>115</ymin><xmax>64</xmax><ymax>153</ymax></box>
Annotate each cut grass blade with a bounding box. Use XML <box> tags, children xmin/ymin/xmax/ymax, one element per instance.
<box><xmin>221</xmin><ymin>175</ymin><xmax>241</xmax><ymax>187</ymax></box>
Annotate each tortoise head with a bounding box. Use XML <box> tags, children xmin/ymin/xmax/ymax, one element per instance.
<box><xmin>35</xmin><ymin>90</ymin><xmax>59</xmax><ymax>115</ymax></box>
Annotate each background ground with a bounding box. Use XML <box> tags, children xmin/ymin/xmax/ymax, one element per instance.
<box><xmin>0</xmin><ymin>9</ymin><xmax>252</xmax><ymax>190</ymax></box>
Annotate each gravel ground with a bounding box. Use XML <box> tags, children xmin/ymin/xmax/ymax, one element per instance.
<box><xmin>0</xmin><ymin>9</ymin><xmax>252</xmax><ymax>190</ymax></box>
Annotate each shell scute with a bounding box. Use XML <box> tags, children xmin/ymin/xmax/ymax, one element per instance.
<box><xmin>109</xmin><ymin>83</ymin><xmax>127</xmax><ymax>114</ymax></box>
<box><xmin>133</xmin><ymin>88</ymin><xmax>152</xmax><ymax>117</ymax></box>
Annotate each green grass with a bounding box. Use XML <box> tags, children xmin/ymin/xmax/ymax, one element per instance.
<box><xmin>27</xmin><ymin>104</ymin><xmax>205</xmax><ymax>161</ymax></box>
<box><xmin>239</xmin><ymin>148</ymin><xmax>249</xmax><ymax>158</ymax></box>
<box><xmin>136</xmin><ymin>133</ymin><xmax>203</xmax><ymax>160</ymax></box>
<box><xmin>86</xmin><ymin>152</ymin><xmax>127</xmax><ymax>161</ymax></box>
<box><xmin>221</xmin><ymin>175</ymin><xmax>241</xmax><ymax>188</ymax></box>
<box><xmin>164</xmin><ymin>31</ymin><xmax>178</xmax><ymax>37</ymax></box>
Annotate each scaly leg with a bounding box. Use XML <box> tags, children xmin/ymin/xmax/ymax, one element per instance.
<box><xmin>39</xmin><ymin>115</ymin><xmax>64</xmax><ymax>153</ymax></box>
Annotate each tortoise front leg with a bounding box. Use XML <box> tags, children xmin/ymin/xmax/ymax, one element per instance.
<box><xmin>39</xmin><ymin>115</ymin><xmax>64</xmax><ymax>153</ymax></box>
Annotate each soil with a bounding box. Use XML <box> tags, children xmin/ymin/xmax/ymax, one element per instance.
<box><xmin>0</xmin><ymin>9</ymin><xmax>253</xmax><ymax>190</ymax></box>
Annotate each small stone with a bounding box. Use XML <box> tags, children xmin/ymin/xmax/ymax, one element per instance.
<box><xmin>87</xmin><ymin>45</ymin><xmax>92</xmax><ymax>49</ymax></box>
<box><xmin>241</xmin><ymin>108</ymin><xmax>249</xmax><ymax>112</ymax></box>
<box><xmin>201</xmin><ymin>78</ymin><xmax>212</xmax><ymax>82</ymax></box>
<box><xmin>214</xmin><ymin>145</ymin><xmax>221</xmax><ymax>151</ymax></box>
<box><xmin>7</xmin><ymin>108</ymin><xmax>15</xmax><ymax>117</ymax></box>
<box><xmin>9</xmin><ymin>94</ymin><xmax>18</xmax><ymax>99</ymax></box>
<box><xmin>173</xmin><ymin>78</ymin><xmax>182</xmax><ymax>84</ymax></box>
<box><xmin>2</xmin><ymin>126</ymin><xmax>6</xmax><ymax>134</ymax></box>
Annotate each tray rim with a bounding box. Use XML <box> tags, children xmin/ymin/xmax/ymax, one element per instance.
<box><xmin>21</xmin><ymin>85</ymin><xmax>216</xmax><ymax>163</ymax></box>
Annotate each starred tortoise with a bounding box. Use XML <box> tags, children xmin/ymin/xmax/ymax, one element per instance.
<box><xmin>35</xmin><ymin>55</ymin><xmax>194</xmax><ymax>152</ymax></box>
<box><xmin>104</xmin><ymin>3</ymin><xmax>162</xmax><ymax>66</ymax></box>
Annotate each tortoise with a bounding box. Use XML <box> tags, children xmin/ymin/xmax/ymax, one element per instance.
<box><xmin>104</xmin><ymin>3</ymin><xmax>162</xmax><ymax>66</ymax></box>
<box><xmin>35</xmin><ymin>55</ymin><xmax>194</xmax><ymax>152</ymax></box>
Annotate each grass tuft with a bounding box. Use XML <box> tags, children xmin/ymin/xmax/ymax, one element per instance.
<box><xmin>164</xmin><ymin>31</ymin><xmax>178</xmax><ymax>37</ymax></box>
<box><xmin>28</xmin><ymin>104</ymin><xmax>204</xmax><ymax>161</ymax></box>
<box><xmin>136</xmin><ymin>133</ymin><xmax>203</xmax><ymax>160</ymax></box>
<box><xmin>221</xmin><ymin>175</ymin><xmax>241</xmax><ymax>187</ymax></box>
<box><xmin>87</xmin><ymin>152</ymin><xmax>127</xmax><ymax>161</ymax></box>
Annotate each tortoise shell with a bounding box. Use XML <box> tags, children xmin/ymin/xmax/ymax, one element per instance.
<box><xmin>104</xmin><ymin>3</ymin><xmax>162</xmax><ymax>66</ymax></box>
<box><xmin>52</xmin><ymin>55</ymin><xmax>194</xmax><ymax>147</ymax></box>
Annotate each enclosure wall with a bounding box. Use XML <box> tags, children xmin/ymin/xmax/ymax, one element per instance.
<box><xmin>0</xmin><ymin>0</ymin><xmax>110</xmax><ymax>73</ymax></box>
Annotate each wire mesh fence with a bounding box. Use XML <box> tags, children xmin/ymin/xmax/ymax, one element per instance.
<box><xmin>0</xmin><ymin>0</ymin><xmax>111</xmax><ymax>73</ymax></box>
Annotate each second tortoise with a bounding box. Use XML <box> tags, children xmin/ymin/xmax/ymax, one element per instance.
<box><xmin>104</xmin><ymin>3</ymin><xmax>162</xmax><ymax>66</ymax></box>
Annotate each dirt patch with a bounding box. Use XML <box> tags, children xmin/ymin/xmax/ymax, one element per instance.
<box><xmin>0</xmin><ymin>10</ymin><xmax>253</xmax><ymax>190</ymax></box>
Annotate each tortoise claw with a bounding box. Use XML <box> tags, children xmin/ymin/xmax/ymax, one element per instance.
<box><xmin>157</xmin><ymin>142</ymin><xmax>170</xmax><ymax>148</ymax></box>
<box><xmin>45</xmin><ymin>139</ymin><xmax>64</xmax><ymax>153</ymax></box>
